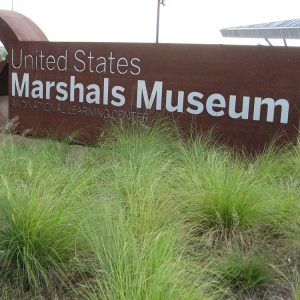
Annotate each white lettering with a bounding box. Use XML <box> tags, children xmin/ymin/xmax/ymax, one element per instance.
<box><xmin>228</xmin><ymin>95</ymin><xmax>250</xmax><ymax>119</ymax></box>
<box><xmin>111</xmin><ymin>86</ymin><xmax>125</xmax><ymax>107</ymax></box>
<box><xmin>70</xmin><ymin>76</ymin><xmax>84</xmax><ymax>103</ymax></box>
<box><xmin>31</xmin><ymin>80</ymin><xmax>43</xmax><ymax>99</ymax></box>
<box><xmin>56</xmin><ymin>82</ymin><xmax>68</xmax><ymax>101</ymax></box>
<box><xmin>12</xmin><ymin>72</ymin><xmax>29</xmax><ymax>97</ymax></box>
<box><xmin>136</xmin><ymin>80</ymin><xmax>162</xmax><ymax>110</ymax></box>
<box><xmin>74</xmin><ymin>50</ymin><xmax>86</xmax><ymax>72</ymax></box>
<box><xmin>86</xmin><ymin>84</ymin><xmax>100</xmax><ymax>104</ymax></box>
<box><xmin>187</xmin><ymin>92</ymin><xmax>204</xmax><ymax>115</ymax></box>
<box><xmin>166</xmin><ymin>90</ymin><xmax>184</xmax><ymax>112</ymax></box>
<box><xmin>253</xmin><ymin>97</ymin><xmax>289</xmax><ymax>124</ymax></box>
<box><xmin>206</xmin><ymin>93</ymin><xmax>226</xmax><ymax>117</ymax></box>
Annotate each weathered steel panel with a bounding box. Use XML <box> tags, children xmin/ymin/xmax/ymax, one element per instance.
<box><xmin>8</xmin><ymin>42</ymin><xmax>300</xmax><ymax>151</ymax></box>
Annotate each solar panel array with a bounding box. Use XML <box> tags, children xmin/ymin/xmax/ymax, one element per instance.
<box><xmin>221</xmin><ymin>19</ymin><xmax>300</xmax><ymax>39</ymax></box>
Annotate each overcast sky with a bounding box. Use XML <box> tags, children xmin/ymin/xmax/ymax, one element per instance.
<box><xmin>1</xmin><ymin>0</ymin><xmax>300</xmax><ymax>46</ymax></box>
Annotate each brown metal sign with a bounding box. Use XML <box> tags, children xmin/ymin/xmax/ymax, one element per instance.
<box><xmin>7</xmin><ymin>41</ymin><xmax>300</xmax><ymax>151</ymax></box>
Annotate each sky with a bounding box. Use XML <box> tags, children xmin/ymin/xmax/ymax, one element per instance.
<box><xmin>1</xmin><ymin>0</ymin><xmax>300</xmax><ymax>46</ymax></box>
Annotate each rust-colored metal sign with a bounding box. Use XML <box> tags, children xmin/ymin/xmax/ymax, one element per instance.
<box><xmin>8</xmin><ymin>41</ymin><xmax>300</xmax><ymax>151</ymax></box>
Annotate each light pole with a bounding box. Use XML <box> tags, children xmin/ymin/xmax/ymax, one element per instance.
<box><xmin>156</xmin><ymin>0</ymin><xmax>166</xmax><ymax>43</ymax></box>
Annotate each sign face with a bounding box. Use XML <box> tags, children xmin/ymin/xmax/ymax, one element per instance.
<box><xmin>8</xmin><ymin>41</ymin><xmax>300</xmax><ymax>151</ymax></box>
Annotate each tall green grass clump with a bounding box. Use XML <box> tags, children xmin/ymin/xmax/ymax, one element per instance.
<box><xmin>96</xmin><ymin>120</ymin><xmax>179</xmax><ymax>236</ymax></box>
<box><xmin>173</xmin><ymin>135</ymin><xmax>271</xmax><ymax>246</ymax></box>
<box><xmin>0</xmin><ymin>135</ymin><xmax>98</xmax><ymax>294</ymax></box>
<box><xmin>0</xmin><ymin>120</ymin><xmax>298</xmax><ymax>299</ymax></box>
<box><xmin>78</xmin><ymin>121</ymin><xmax>215</xmax><ymax>299</ymax></box>
<box><xmin>291</xmin><ymin>271</ymin><xmax>300</xmax><ymax>300</ymax></box>
<box><xmin>247</xmin><ymin>145</ymin><xmax>300</xmax><ymax>252</ymax></box>
<box><xmin>213</xmin><ymin>251</ymin><xmax>274</xmax><ymax>293</ymax></box>
<box><xmin>82</xmin><ymin>202</ymin><xmax>211</xmax><ymax>300</ymax></box>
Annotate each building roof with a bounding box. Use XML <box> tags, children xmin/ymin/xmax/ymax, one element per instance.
<box><xmin>220</xmin><ymin>19</ymin><xmax>300</xmax><ymax>39</ymax></box>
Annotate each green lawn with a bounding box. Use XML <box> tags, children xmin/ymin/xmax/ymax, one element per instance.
<box><xmin>0</xmin><ymin>120</ymin><xmax>299</xmax><ymax>299</ymax></box>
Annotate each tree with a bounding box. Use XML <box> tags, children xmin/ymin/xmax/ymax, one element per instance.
<box><xmin>0</xmin><ymin>47</ymin><xmax>7</xmax><ymax>62</ymax></box>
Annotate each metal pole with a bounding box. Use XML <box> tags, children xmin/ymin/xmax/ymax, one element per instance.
<box><xmin>265</xmin><ymin>38</ymin><xmax>272</xmax><ymax>46</ymax></box>
<box><xmin>156</xmin><ymin>0</ymin><xmax>161</xmax><ymax>43</ymax></box>
<box><xmin>12</xmin><ymin>0</ymin><xmax>13</xmax><ymax>11</ymax></box>
<box><xmin>156</xmin><ymin>0</ymin><xmax>166</xmax><ymax>43</ymax></box>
